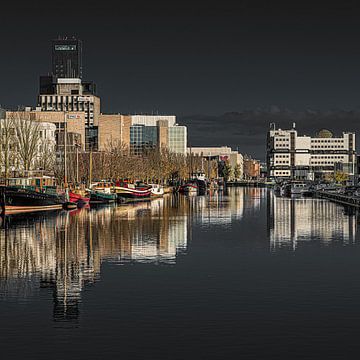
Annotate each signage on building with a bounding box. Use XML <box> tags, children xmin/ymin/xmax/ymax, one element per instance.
<box><xmin>67</xmin><ymin>114</ymin><xmax>81</xmax><ymax>120</ymax></box>
<box><xmin>77</xmin><ymin>96</ymin><xmax>93</xmax><ymax>102</ymax></box>
<box><xmin>55</xmin><ymin>45</ymin><xmax>76</xmax><ymax>51</ymax></box>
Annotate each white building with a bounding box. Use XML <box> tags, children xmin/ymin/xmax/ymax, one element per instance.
<box><xmin>0</xmin><ymin>115</ymin><xmax>56</xmax><ymax>174</ymax></box>
<box><xmin>130</xmin><ymin>115</ymin><xmax>187</xmax><ymax>155</ymax></box>
<box><xmin>130</xmin><ymin>115</ymin><xmax>176</xmax><ymax>127</ymax></box>
<box><xmin>267</xmin><ymin>124</ymin><xmax>356</xmax><ymax>181</ymax></box>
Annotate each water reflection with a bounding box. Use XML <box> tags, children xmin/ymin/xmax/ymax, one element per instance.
<box><xmin>1</xmin><ymin>188</ymin><xmax>358</xmax><ymax>324</ymax></box>
<box><xmin>267</xmin><ymin>191</ymin><xmax>357</xmax><ymax>251</ymax></box>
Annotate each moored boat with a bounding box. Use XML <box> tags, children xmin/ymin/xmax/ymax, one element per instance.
<box><xmin>89</xmin><ymin>190</ymin><xmax>117</xmax><ymax>204</ymax></box>
<box><xmin>0</xmin><ymin>185</ymin><xmax>64</xmax><ymax>215</ymax></box>
<box><xmin>179</xmin><ymin>182</ymin><xmax>198</xmax><ymax>194</ymax></box>
<box><xmin>114</xmin><ymin>182</ymin><xmax>152</xmax><ymax>202</ymax></box>
<box><xmin>150</xmin><ymin>184</ymin><xmax>164</xmax><ymax>197</ymax></box>
<box><xmin>69</xmin><ymin>191</ymin><xmax>90</xmax><ymax>206</ymax></box>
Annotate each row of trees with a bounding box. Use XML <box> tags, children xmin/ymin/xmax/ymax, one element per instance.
<box><xmin>62</xmin><ymin>141</ymin><xmax>224</xmax><ymax>185</ymax></box>
<box><xmin>0</xmin><ymin>111</ymin><xmax>243</xmax><ymax>184</ymax></box>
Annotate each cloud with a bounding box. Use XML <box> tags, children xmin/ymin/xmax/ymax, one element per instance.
<box><xmin>180</xmin><ymin>108</ymin><xmax>360</xmax><ymax>160</ymax></box>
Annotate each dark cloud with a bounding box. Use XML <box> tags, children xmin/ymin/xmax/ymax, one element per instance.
<box><xmin>1</xmin><ymin>0</ymin><xmax>360</xmax><ymax>115</ymax></box>
<box><xmin>180</xmin><ymin>108</ymin><xmax>360</xmax><ymax>160</ymax></box>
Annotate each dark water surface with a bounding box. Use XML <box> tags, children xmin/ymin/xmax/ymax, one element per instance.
<box><xmin>1</xmin><ymin>188</ymin><xmax>360</xmax><ymax>359</ymax></box>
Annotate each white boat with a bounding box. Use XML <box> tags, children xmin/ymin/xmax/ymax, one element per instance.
<box><xmin>150</xmin><ymin>184</ymin><xmax>164</xmax><ymax>197</ymax></box>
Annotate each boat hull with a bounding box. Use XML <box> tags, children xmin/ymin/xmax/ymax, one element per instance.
<box><xmin>69</xmin><ymin>192</ymin><xmax>90</xmax><ymax>205</ymax></box>
<box><xmin>0</xmin><ymin>186</ymin><xmax>64</xmax><ymax>215</ymax></box>
<box><xmin>114</xmin><ymin>186</ymin><xmax>152</xmax><ymax>200</ymax></box>
<box><xmin>89</xmin><ymin>191</ymin><xmax>116</xmax><ymax>204</ymax></box>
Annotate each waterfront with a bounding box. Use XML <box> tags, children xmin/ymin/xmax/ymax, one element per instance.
<box><xmin>1</xmin><ymin>188</ymin><xmax>360</xmax><ymax>359</ymax></box>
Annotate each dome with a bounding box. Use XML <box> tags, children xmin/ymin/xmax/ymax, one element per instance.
<box><xmin>317</xmin><ymin>129</ymin><xmax>333</xmax><ymax>138</ymax></box>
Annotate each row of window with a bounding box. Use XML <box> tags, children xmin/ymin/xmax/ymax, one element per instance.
<box><xmin>311</xmin><ymin>139</ymin><xmax>344</xmax><ymax>143</ymax></box>
<box><xmin>274</xmin><ymin>171</ymin><xmax>290</xmax><ymax>175</ymax></box>
<box><xmin>312</xmin><ymin>145</ymin><xmax>344</xmax><ymax>149</ymax></box>
<box><xmin>311</xmin><ymin>161</ymin><xmax>342</xmax><ymax>165</ymax></box>
<box><xmin>312</xmin><ymin>155</ymin><xmax>345</xmax><ymax>159</ymax></box>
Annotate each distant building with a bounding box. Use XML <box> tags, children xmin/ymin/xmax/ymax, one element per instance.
<box><xmin>267</xmin><ymin>124</ymin><xmax>356</xmax><ymax>181</ymax></box>
<box><xmin>6</xmin><ymin>109</ymin><xmax>86</xmax><ymax>150</ymax></box>
<box><xmin>97</xmin><ymin>114</ymin><xmax>131</xmax><ymax>151</ymax></box>
<box><xmin>188</xmin><ymin>147</ymin><xmax>244</xmax><ymax>179</ymax></box>
<box><xmin>38</xmin><ymin>37</ymin><xmax>99</xmax><ymax>150</ymax></box>
<box><xmin>52</xmin><ymin>36</ymin><xmax>83</xmax><ymax>78</ymax></box>
<box><xmin>0</xmin><ymin>113</ymin><xmax>56</xmax><ymax>175</ymax></box>
<box><xmin>96</xmin><ymin>114</ymin><xmax>187</xmax><ymax>155</ymax></box>
<box><xmin>37</xmin><ymin>78</ymin><xmax>100</xmax><ymax>149</ymax></box>
<box><xmin>130</xmin><ymin>115</ymin><xmax>186</xmax><ymax>155</ymax></box>
<box><xmin>131</xmin><ymin>115</ymin><xmax>176</xmax><ymax>127</ymax></box>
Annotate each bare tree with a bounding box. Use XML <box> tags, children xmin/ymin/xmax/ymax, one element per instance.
<box><xmin>12</xmin><ymin>112</ymin><xmax>40</xmax><ymax>173</ymax></box>
<box><xmin>0</xmin><ymin>114</ymin><xmax>16</xmax><ymax>180</ymax></box>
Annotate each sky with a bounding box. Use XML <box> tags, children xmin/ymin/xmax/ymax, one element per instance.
<box><xmin>1</xmin><ymin>1</ymin><xmax>360</xmax><ymax>157</ymax></box>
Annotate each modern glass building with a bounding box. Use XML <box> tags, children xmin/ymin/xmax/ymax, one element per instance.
<box><xmin>168</xmin><ymin>126</ymin><xmax>187</xmax><ymax>155</ymax></box>
<box><xmin>130</xmin><ymin>124</ymin><xmax>187</xmax><ymax>155</ymax></box>
<box><xmin>130</xmin><ymin>125</ymin><xmax>158</xmax><ymax>155</ymax></box>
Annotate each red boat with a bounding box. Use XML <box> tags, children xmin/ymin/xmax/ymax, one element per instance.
<box><xmin>69</xmin><ymin>191</ymin><xmax>90</xmax><ymax>206</ymax></box>
<box><xmin>179</xmin><ymin>182</ymin><xmax>198</xmax><ymax>194</ymax></box>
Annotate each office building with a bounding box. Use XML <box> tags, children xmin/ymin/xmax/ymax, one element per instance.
<box><xmin>96</xmin><ymin>115</ymin><xmax>187</xmax><ymax>155</ymax></box>
<box><xmin>38</xmin><ymin>37</ymin><xmax>99</xmax><ymax>150</ymax></box>
<box><xmin>188</xmin><ymin>147</ymin><xmax>244</xmax><ymax>179</ymax></box>
<box><xmin>6</xmin><ymin>109</ymin><xmax>86</xmax><ymax>150</ymax></box>
<box><xmin>97</xmin><ymin>114</ymin><xmax>131</xmax><ymax>151</ymax></box>
<box><xmin>267</xmin><ymin>124</ymin><xmax>356</xmax><ymax>181</ymax></box>
<box><xmin>37</xmin><ymin>78</ymin><xmax>100</xmax><ymax>149</ymax></box>
<box><xmin>52</xmin><ymin>37</ymin><xmax>82</xmax><ymax>78</ymax></box>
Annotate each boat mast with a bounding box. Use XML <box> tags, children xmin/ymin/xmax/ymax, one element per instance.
<box><xmin>64</xmin><ymin>112</ymin><xmax>68</xmax><ymax>200</ymax></box>
<box><xmin>89</xmin><ymin>149</ymin><xmax>93</xmax><ymax>188</ymax></box>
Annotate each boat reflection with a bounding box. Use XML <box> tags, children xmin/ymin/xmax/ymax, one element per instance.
<box><xmin>267</xmin><ymin>192</ymin><xmax>357</xmax><ymax>252</ymax></box>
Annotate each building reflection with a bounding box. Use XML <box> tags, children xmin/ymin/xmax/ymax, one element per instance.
<box><xmin>0</xmin><ymin>188</ymin><xmax>259</xmax><ymax>323</ymax></box>
<box><xmin>189</xmin><ymin>187</ymin><xmax>246</xmax><ymax>227</ymax></box>
<box><xmin>267</xmin><ymin>192</ymin><xmax>357</xmax><ymax>251</ymax></box>
<box><xmin>0</xmin><ymin>196</ymin><xmax>190</xmax><ymax>323</ymax></box>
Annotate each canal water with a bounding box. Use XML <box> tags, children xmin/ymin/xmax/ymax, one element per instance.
<box><xmin>1</xmin><ymin>188</ymin><xmax>360</xmax><ymax>359</ymax></box>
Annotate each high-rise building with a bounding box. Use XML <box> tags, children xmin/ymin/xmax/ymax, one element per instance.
<box><xmin>38</xmin><ymin>37</ymin><xmax>100</xmax><ymax>150</ymax></box>
<box><xmin>52</xmin><ymin>37</ymin><xmax>83</xmax><ymax>78</ymax></box>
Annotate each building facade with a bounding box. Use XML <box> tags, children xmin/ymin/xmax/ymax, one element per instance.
<box><xmin>6</xmin><ymin>110</ymin><xmax>86</xmax><ymax>150</ymax></box>
<box><xmin>97</xmin><ymin>114</ymin><xmax>131</xmax><ymax>151</ymax></box>
<box><xmin>267</xmin><ymin>124</ymin><xmax>356</xmax><ymax>181</ymax></box>
<box><xmin>188</xmin><ymin>147</ymin><xmax>244</xmax><ymax>179</ymax></box>
<box><xmin>37</xmin><ymin>78</ymin><xmax>100</xmax><ymax>150</ymax></box>
<box><xmin>52</xmin><ymin>37</ymin><xmax>83</xmax><ymax>79</ymax></box>
<box><xmin>96</xmin><ymin>115</ymin><xmax>187</xmax><ymax>155</ymax></box>
<box><xmin>0</xmin><ymin>114</ymin><xmax>56</xmax><ymax>175</ymax></box>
